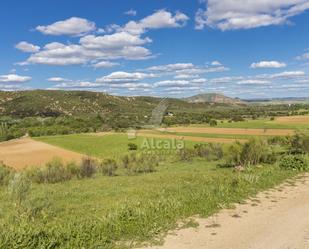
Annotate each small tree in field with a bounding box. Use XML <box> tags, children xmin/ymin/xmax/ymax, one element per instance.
<box><xmin>209</xmin><ymin>119</ymin><xmax>217</xmax><ymax>127</ymax></box>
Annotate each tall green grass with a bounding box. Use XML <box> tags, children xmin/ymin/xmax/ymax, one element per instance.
<box><xmin>0</xmin><ymin>159</ymin><xmax>301</xmax><ymax>249</ymax></box>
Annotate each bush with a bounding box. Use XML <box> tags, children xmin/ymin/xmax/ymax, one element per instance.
<box><xmin>209</xmin><ymin>119</ymin><xmax>217</xmax><ymax>127</ymax></box>
<box><xmin>128</xmin><ymin>143</ymin><xmax>138</xmax><ymax>151</ymax></box>
<box><xmin>80</xmin><ymin>157</ymin><xmax>97</xmax><ymax>178</ymax></box>
<box><xmin>225</xmin><ymin>138</ymin><xmax>272</xmax><ymax>167</ymax></box>
<box><xmin>225</xmin><ymin>141</ymin><xmax>243</xmax><ymax>167</ymax></box>
<box><xmin>100</xmin><ymin>159</ymin><xmax>118</xmax><ymax>176</ymax></box>
<box><xmin>290</xmin><ymin>133</ymin><xmax>309</xmax><ymax>154</ymax></box>
<box><xmin>26</xmin><ymin>158</ymin><xmax>72</xmax><ymax>184</ymax></box>
<box><xmin>0</xmin><ymin>162</ymin><xmax>14</xmax><ymax>186</ymax></box>
<box><xmin>177</xmin><ymin>148</ymin><xmax>195</xmax><ymax>162</ymax></box>
<box><xmin>121</xmin><ymin>153</ymin><xmax>159</xmax><ymax>175</ymax></box>
<box><xmin>193</xmin><ymin>143</ymin><xmax>223</xmax><ymax>161</ymax></box>
<box><xmin>279</xmin><ymin>155</ymin><xmax>308</xmax><ymax>171</ymax></box>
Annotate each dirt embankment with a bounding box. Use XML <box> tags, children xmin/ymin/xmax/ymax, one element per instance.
<box><xmin>0</xmin><ymin>138</ymin><xmax>83</xmax><ymax>170</ymax></box>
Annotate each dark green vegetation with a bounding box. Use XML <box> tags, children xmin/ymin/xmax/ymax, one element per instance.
<box><xmin>1</xmin><ymin>90</ymin><xmax>309</xmax><ymax>141</ymax></box>
<box><xmin>0</xmin><ymin>132</ymin><xmax>308</xmax><ymax>248</ymax></box>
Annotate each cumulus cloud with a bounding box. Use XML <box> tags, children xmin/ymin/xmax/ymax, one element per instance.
<box><xmin>15</xmin><ymin>41</ymin><xmax>40</xmax><ymax>52</ymax></box>
<box><xmin>54</xmin><ymin>81</ymin><xmax>101</xmax><ymax>89</ymax></box>
<box><xmin>174</xmin><ymin>74</ymin><xmax>199</xmax><ymax>79</ymax></box>
<box><xmin>238</xmin><ymin>79</ymin><xmax>270</xmax><ymax>85</ymax></box>
<box><xmin>154</xmin><ymin>78</ymin><xmax>207</xmax><ymax>87</ymax></box>
<box><xmin>250</xmin><ymin>60</ymin><xmax>287</xmax><ymax>69</ymax></box>
<box><xmin>195</xmin><ymin>0</ymin><xmax>309</xmax><ymax>30</ymax></box>
<box><xmin>147</xmin><ymin>63</ymin><xmax>194</xmax><ymax>72</ymax></box>
<box><xmin>0</xmin><ymin>74</ymin><xmax>32</xmax><ymax>83</ymax></box>
<box><xmin>47</xmin><ymin>77</ymin><xmax>71</xmax><ymax>82</ymax></box>
<box><xmin>96</xmin><ymin>71</ymin><xmax>155</xmax><ymax>83</ymax></box>
<box><xmin>92</xmin><ymin>61</ymin><xmax>120</xmax><ymax>68</ymax></box>
<box><xmin>269</xmin><ymin>70</ymin><xmax>305</xmax><ymax>78</ymax></box>
<box><xmin>36</xmin><ymin>17</ymin><xmax>96</xmax><ymax>36</ymax></box>
<box><xmin>211</xmin><ymin>60</ymin><xmax>222</xmax><ymax>66</ymax></box>
<box><xmin>123</xmin><ymin>10</ymin><xmax>189</xmax><ymax>35</ymax></box>
<box><xmin>19</xmin><ymin>10</ymin><xmax>188</xmax><ymax>66</ymax></box>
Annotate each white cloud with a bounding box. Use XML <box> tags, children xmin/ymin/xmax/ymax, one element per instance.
<box><xmin>211</xmin><ymin>60</ymin><xmax>222</xmax><ymax>66</ymax></box>
<box><xmin>125</xmin><ymin>9</ymin><xmax>137</xmax><ymax>16</ymax></box>
<box><xmin>269</xmin><ymin>70</ymin><xmax>305</xmax><ymax>78</ymax></box>
<box><xmin>80</xmin><ymin>32</ymin><xmax>151</xmax><ymax>50</ymax></box>
<box><xmin>0</xmin><ymin>74</ymin><xmax>31</xmax><ymax>83</ymax></box>
<box><xmin>210</xmin><ymin>76</ymin><xmax>244</xmax><ymax>83</ymax></box>
<box><xmin>147</xmin><ymin>63</ymin><xmax>194</xmax><ymax>72</ymax></box>
<box><xmin>92</xmin><ymin>61</ymin><xmax>120</xmax><ymax>68</ymax></box>
<box><xmin>19</xmin><ymin>10</ymin><xmax>188</xmax><ymax>66</ymax></box>
<box><xmin>296</xmin><ymin>52</ymin><xmax>309</xmax><ymax>60</ymax></box>
<box><xmin>154</xmin><ymin>80</ymin><xmax>192</xmax><ymax>87</ymax></box>
<box><xmin>250</xmin><ymin>60</ymin><xmax>287</xmax><ymax>69</ymax></box>
<box><xmin>96</xmin><ymin>71</ymin><xmax>155</xmax><ymax>83</ymax></box>
<box><xmin>238</xmin><ymin>79</ymin><xmax>270</xmax><ymax>85</ymax></box>
<box><xmin>54</xmin><ymin>81</ymin><xmax>100</xmax><ymax>89</ymax></box>
<box><xmin>47</xmin><ymin>77</ymin><xmax>71</xmax><ymax>82</ymax></box>
<box><xmin>195</xmin><ymin>0</ymin><xmax>309</xmax><ymax>30</ymax></box>
<box><xmin>123</xmin><ymin>10</ymin><xmax>189</xmax><ymax>35</ymax></box>
<box><xmin>15</xmin><ymin>41</ymin><xmax>40</xmax><ymax>52</ymax></box>
<box><xmin>154</xmin><ymin>78</ymin><xmax>207</xmax><ymax>87</ymax></box>
<box><xmin>36</xmin><ymin>17</ymin><xmax>96</xmax><ymax>36</ymax></box>
<box><xmin>174</xmin><ymin>74</ymin><xmax>199</xmax><ymax>79</ymax></box>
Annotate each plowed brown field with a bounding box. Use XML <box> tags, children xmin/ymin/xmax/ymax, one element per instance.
<box><xmin>0</xmin><ymin>138</ymin><xmax>83</xmax><ymax>169</ymax></box>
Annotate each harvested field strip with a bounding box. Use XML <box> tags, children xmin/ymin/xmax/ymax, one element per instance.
<box><xmin>0</xmin><ymin>138</ymin><xmax>83</xmax><ymax>170</ymax></box>
<box><xmin>274</xmin><ymin>115</ymin><xmax>309</xmax><ymax>124</ymax></box>
<box><xmin>136</xmin><ymin>132</ymin><xmax>247</xmax><ymax>144</ymax></box>
<box><xmin>160</xmin><ymin>127</ymin><xmax>295</xmax><ymax>136</ymax></box>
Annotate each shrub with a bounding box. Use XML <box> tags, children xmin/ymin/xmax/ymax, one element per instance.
<box><xmin>26</xmin><ymin>158</ymin><xmax>72</xmax><ymax>184</ymax></box>
<box><xmin>128</xmin><ymin>143</ymin><xmax>138</xmax><ymax>151</ymax></box>
<box><xmin>209</xmin><ymin>119</ymin><xmax>217</xmax><ymax>127</ymax></box>
<box><xmin>8</xmin><ymin>173</ymin><xmax>31</xmax><ymax>208</ymax></box>
<box><xmin>240</xmin><ymin>138</ymin><xmax>269</xmax><ymax>166</ymax></box>
<box><xmin>279</xmin><ymin>155</ymin><xmax>308</xmax><ymax>171</ymax></box>
<box><xmin>100</xmin><ymin>159</ymin><xmax>118</xmax><ymax>176</ymax></box>
<box><xmin>80</xmin><ymin>157</ymin><xmax>97</xmax><ymax>178</ymax></box>
<box><xmin>66</xmin><ymin>161</ymin><xmax>81</xmax><ymax>178</ymax></box>
<box><xmin>225</xmin><ymin>138</ymin><xmax>272</xmax><ymax>167</ymax></box>
<box><xmin>177</xmin><ymin>148</ymin><xmax>195</xmax><ymax>162</ymax></box>
<box><xmin>0</xmin><ymin>162</ymin><xmax>14</xmax><ymax>186</ymax></box>
<box><xmin>290</xmin><ymin>133</ymin><xmax>309</xmax><ymax>154</ymax></box>
<box><xmin>193</xmin><ymin>143</ymin><xmax>223</xmax><ymax>161</ymax></box>
<box><xmin>121</xmin><ymin>153</ymin><xmax>159</xmax><ymax>175</ymax></box>
<box><xmin>225</xmin><ymin>141</ymin><xmax>243</xmax><ymax>167</ymax></box>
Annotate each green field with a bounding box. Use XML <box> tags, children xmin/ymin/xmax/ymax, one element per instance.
<box><xmin>190</xmin><ymin>118</ymin><xmax>309</xmax><ymax>130</ymax></box>
<box><xmin>35</xmin><ymin>133</ymin><xmax>198</xmax><ymax>158</ymax></box>
<box><xmin>0</xmin><ymin>159</ymin><xmax>299</xmax><ymax>249</ymax></box>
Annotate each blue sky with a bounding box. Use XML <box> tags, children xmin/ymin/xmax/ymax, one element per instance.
<box><xmin>1</xmin><ymin>0</ymin><xmax>309</xmax><ymax>99</ymax></box>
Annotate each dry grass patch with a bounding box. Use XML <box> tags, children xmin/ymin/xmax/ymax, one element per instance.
<box><xmin>274</xmin><ymin>115</ymin><xmax>309</xmax><ymax>124</ymax></box>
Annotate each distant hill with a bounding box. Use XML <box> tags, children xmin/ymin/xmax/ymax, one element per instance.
<box><xmin>244</xmin><ymin>97</ymin><xmax>309</xmax><ymax>104</ymax></box>
<box><xmin>0</xmin><ymin>90</ymin><xmax>233</xmax><ymax>118</ymax></box>
<box><xmin>184</xmin><ymin>93</ymin><xmax>245</xmax><ymax>105</ymax></box>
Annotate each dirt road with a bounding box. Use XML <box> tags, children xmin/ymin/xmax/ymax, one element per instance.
<box><xmin>0</xmin><ymin>137</ymin><xmax>83</xmax><ymax>169</ymax></box>
<box><xmin>143</xmin><ymin>174</ymin><xmax>309</xmax><ymax>249</ymax></box>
